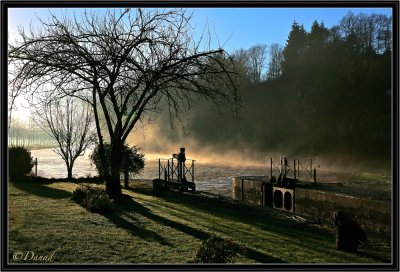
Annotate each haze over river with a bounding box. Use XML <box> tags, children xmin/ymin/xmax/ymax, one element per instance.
<box><xmin>30</xmin><ymin>148</ymin><xmax>267</xmax><ymax>197</ymax></box>
<box><xmin>30</xmin><ymin>148</ymin><xmax>391</xmax><ymax>199</ymax></box>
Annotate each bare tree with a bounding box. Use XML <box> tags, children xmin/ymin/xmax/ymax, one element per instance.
<box><xmin>245</xmin><ymin>44</ymin><xmax>268</xmax><ymax>83</ymax></box>
<box><xmin>9</xmin><ymin>8</ymin><xmax>239</xmax><ymax>198</ymax></box>
<box><xmin>32</xmin><ymin>97</ymin><xmax>94</xmax><ymax>179</ymax></box>
<box><xmin>267</xmin><ymin>43</ymin><xmax>283</xmax><ymax>80</ymax></box>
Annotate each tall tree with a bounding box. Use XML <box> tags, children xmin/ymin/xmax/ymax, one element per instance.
<box><xmin>32</xmin><ymin>98</ymin><xmax>95</xmax><ymax>179</ymax></box>
<box><xmin>282</xmin><ymin>21</ymin><xmax>307</xmax><ymax>78</ymax></box>
<box><xmin>8</xmin><ymin>8</ymin><xmax>239</xmax><ymax>198</ymax></box>
<box><xmin>245</xmin><ymin>44</ymin><xmax>268</xmax><ymax>83</ymax></box>
<box><xmin>267</xmin><ymin>43</ymin><xmax>283</xmax><ymax>80</ymax></box>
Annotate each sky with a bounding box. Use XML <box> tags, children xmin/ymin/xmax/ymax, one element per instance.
<box><xmin>7</xmin><ymin>7</ymin><xmax>392</xmax><ymax>121</ymax></box>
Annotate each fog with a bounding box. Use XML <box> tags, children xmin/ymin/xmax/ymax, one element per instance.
<box><xmin>126</xmin><ymin>100</ymin><xmax>391</xmax><ymax>176</ymax></box>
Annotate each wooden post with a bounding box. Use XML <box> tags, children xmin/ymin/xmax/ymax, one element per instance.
<box><xmin>167</xmin><ymin>160</ymin><xmax>170</xmax><ymax>181</ymax></box>
<box><xmin>171</xmin><ymin>159</ymin><xmax>174</xmax><ymax>180</ymax></box>
<box><xmin>314</xmin><ymin>168</ymin><xmax>317</xmax><ymax>184</ymax></box>
<box><xmin>294</xmin><ymin>159</ymin><xmax>297</xmax><ymax>179</ymax></box>
<box><xmin>158</xmin><ymin>159</ymin><xmax>161</xmax><ymax>179</ymax></box>
<box><xmin>270</xmin><ymin>158</ymin><xmax>273</xmax><ymax>178</ymax></box>
<box><xmin>298</xmin><ymin>158</ymin><xmax>300</xmax><ymax>178</ymax></box>
<box><xmin>192</xmin><ymin>160</ymin><xmax>195</xmax><ymax>183</ymax></box>
<box><xmin>35</xmin><ymin>158</ymin><xmax>38</xmax><ymax>177</ymax></box>
<box><xmin>241</xmin><ymin>179</ymin><xmax>244</xmax><ymax>201</ymax></box>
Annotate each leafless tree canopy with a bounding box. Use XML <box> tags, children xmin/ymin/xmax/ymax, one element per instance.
<box><xmin>9</xmin><ymin>8</ymin><xmax>240</xmax><ymax>197</ymax></box>
<box><xmin>32</xmin><ymin>98</ymin><xmax>94</xmax><ymax>179</ymax></box>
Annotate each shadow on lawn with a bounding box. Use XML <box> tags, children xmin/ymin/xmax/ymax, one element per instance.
<box><xmin>12</xmin><ymin>181</ymin><xmax>72</xmax><ymax>199</ymax></box>
<box><xmin>128</xmin><ymin>187</ymin><xmax>385</xmax><ymax>262</ymax></box>
<box><xmin>102</xmin><ymin>195</ymin><xmax>173</xmax><ymax>246</ymax></box>
<box><xmin>120</xmin><ymin>190</ymin><xmax>287</xmax><ymax>263</ymax></box>
<box><xmin>12</xmin><ymin>182</ymin><xmax>172</xmax><ymax>247</ymax></box>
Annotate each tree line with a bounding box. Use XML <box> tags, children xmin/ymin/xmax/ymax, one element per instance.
<box><xmin>8</xmin><ymin>117</ymin><xmax>58</xmax><ymax>147</ymax></box>
<box><xmin>175</xmin><ymin>11</ymin><xmax>392</xmax><ymax>167</ymax></box>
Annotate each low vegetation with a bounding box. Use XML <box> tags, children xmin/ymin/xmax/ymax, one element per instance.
<box><xmin>72</xmin><ymin>184</ymin><xmax>113</xmax><ymax>214</ymax></box>
<box><xmin>8</xmin><ymin>146</ymin><xmax>34</xmax><ymax>181</ymax></box>
<box><xmin>8</xmin><ymin>180</ymin><xmax>391</xmax><ymax>264</ymax></box>
<box><xmin>193</xmin><ymin>235</ymin><xmax>242</xmax><ymax>263</ymax></box>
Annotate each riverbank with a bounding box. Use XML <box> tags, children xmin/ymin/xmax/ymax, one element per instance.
<box><xmin>8</xmin><ymin>180</ymin><xmax>391</xmax><ymax>264</ymax></box>
<box><xmin>26</xmin><ymin>145</ymin><xmax>58</xmax><ymax>151</ymax></box>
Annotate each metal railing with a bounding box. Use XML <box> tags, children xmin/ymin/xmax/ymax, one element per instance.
<box><xmin>270</xmin><ymin>157</ymin><xmax>316</xmax><ymax>183</ymax></box>
<box><xmin>158</xmin><ymin>158</ymin><xmax>195</xmax><ymax>183</ymax></box>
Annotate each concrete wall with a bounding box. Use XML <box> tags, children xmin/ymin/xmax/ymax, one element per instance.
<box><xmin>232</xmin><ymin>177</ymin><xmax>391</xmax><ymax>233</ymax></box>
<box><xmin>232</xmin><ymin>177</ymin><xmax>264</xmax><ymax>205</ymax></box>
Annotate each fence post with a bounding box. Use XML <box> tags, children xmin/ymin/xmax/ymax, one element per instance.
<box><xmin>35</xmin><ymin>158</ymin><xmax>38</xmax><ymax>177</ymax></box>
<box><xmin>192</xmin><ymin>160</ymin><xmax>195</xmax><ymax>183</ymax></box>
<box><xmin>158</xmin><ymin>159</ymin><xmax>161</xmax><ymax>179</ymax></box>
<box><xmin>171</xmin><ymin>159</ymin><xmax>173</xmax><ymax>181</ymax></box>
<box><xmin>270</xmin><ymin>158</ymin><xmax>273</xmax><ymax>178</ymax></box>
<box><xmin>314</xmin><ymin>167</ymin><xmax>317</xmax><ymax>184</ymax></box>
<box><xmin>167</xmin><ymin>160</ymin><xmax>170</xmax><ymax>181</ymax></box>
<box><xmin>298</xmin><ymin>158</ymin><xmax>300</xmax><ymax>179</ymax></box>
<box><xmin>294</xmin><ymin>159</ymin><xmax>297</xmax><ymax>179</ymax></box>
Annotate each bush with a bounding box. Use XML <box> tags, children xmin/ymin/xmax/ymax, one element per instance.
<box><xmin>89</xmin><ymin>143</ymin><xmax>145</xmax><ymax>178</ymax></box>
<box><xmin>8</xmin><ymin>146</ymin><xmax>34</xmax><ymax>182</ymax></box>
<box><xmin>194</xmin><ymin>235</ymin><xmax>242</xmax><ymax>263</ymax></box>
<box><xmin>72</xmin><ymin>185</ymin><xmax>112</xmax><ymax>213</ymax></box>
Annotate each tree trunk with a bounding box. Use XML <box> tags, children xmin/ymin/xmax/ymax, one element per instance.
<box><xmin>67</xmin><ymin>166</ymin><xmax>73</xmax><ymax>179</ymax></box>
<box><xmin>106</xmin><ymin>173</ymin><xmax>122</xmax><ymax>199</ymax></box>
<box><xmin>106</xmin><ymin>143</ymin><xmax>123</xmax><ymax>199</ymax></box>
<box><xmin>124</xmin><ymin>167</ymin><xmax>129</xmax><ymax>189</ymax></box>
<box><xmin>123</xmin><ymin>152</ymin><xmax>129</xmax><ymax>189</ymax></box>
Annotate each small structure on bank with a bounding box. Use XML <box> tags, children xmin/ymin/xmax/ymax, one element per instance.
<box><xmin>233</xmin><ymin>156</ymin><xmax>317</xmax><ymax>213</ymax></box>
<box><xmin>156</xmin><ymin>147</ymin><xmax>196</xmax><ymax>192</ymax></box>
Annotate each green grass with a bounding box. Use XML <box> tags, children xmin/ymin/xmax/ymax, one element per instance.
<box><xmin>8</xmin><ymin>181</ymin><xmax>391</xmax><ymax>264</ymax></box>
<box><xmin>358</xmin><ymin>172</ymin><xmax>390</xmax><ymax>182</ymax></box>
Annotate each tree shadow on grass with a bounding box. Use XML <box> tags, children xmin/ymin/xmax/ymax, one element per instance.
<box><xmin>102</xmin><ymin>195</ymin><xmax>173</xmax><ymax>246</ymax></box>
<box><xmin>242</xmin><ymin>247</ymin><xmax>288</xmax><ymax>263</ymax></box>
<box><xmin>114</xmin><ymin>193</ymin><xmax>287</xmax><ymax>263</ymax></box>
<box><xmin>11</xmin><ymin>182</ymin><xmax>171</xmax><ymax>246</ymax></box>
<box><xmin>127</xmin><ymin>188</ymin><xmax>367</xmax><ymax>260</ymax></box>
<box><xmin>11</xmin><ymin>181</ymin><xmax>72</xmax><ymax>199</ymax></box>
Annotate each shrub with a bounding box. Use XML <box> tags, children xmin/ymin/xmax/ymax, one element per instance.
<box><xmin>8</xmin><ymin>146</ymin><xmax>34</xmax><ymax>182</ymax></box>
<box><xmin>89</xmin><ymin>143</ymin><xmax>145</xmax><ymax>178</ymax></box>
<box><xmin>194</xmin><ymin>235</ymin><xmax>242</xmax><ymax>263</ymax></box>
<box><xmin>72</xmin><ymin>185</ymin><xmax>112</xmax><ymax>213</ymax></box>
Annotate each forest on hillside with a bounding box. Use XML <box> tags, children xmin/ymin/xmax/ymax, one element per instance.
<box><xmin>153</xmin><ymin>12</ymin><xmax>392</xmax><ymax>167</ymax></box>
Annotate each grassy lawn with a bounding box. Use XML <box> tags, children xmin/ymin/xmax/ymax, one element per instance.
<box><xmin>8</xmin><ymin>181</ymin><xmax>391</xmax><ymax>264</ymax></box>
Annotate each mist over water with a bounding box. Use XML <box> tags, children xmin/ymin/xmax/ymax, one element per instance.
<box><xmin>29</xmin><ymin>148</ymin><xmax>268</xmax><ymax>196</ymax></box>
<box><xmin>30</xmin><ymin>145</ymin><xmax>392</xmax><ymax>200</ymax></box>
<box><xmin>30</xmin><ymin>149</ymin><xmax>97</xmax><ymax>178</ymax></box>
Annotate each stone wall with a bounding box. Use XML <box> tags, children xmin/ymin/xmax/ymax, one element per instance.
<box><xmin>232</xmin><ymin>177</ymin><xmax>391</xmax><ymax>233</ymax></box>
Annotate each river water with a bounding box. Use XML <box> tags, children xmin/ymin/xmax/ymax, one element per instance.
<box><xmin>30</xmin><ymin>148</ymin><xmax>267</xmax><ymax>197</ymax></box>
<box><xmin>30</xmin><ymin>148</ymin><xmax>391</xmax><ymax>199</ymax></box>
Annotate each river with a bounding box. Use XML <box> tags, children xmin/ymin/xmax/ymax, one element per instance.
<box><xmin>29</xmin><ymin>148</ymin><xmax>391</xmax><ymax>199</ymax></box>
<box><xmin>30</xmin><ymin>148</ymin><xmax>267</xmax><ymax>197</ymax></box>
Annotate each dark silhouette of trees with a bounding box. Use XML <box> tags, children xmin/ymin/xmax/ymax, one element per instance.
<box><xmin>32</xmin><ymin>98</ymin><xmax>95</xmax><ymax>179</ymax></box>
<box><xmin>246</xmin><ymin>44</ymin><xmax>268</xmax><ymax>83</ymax></box>
<box><xmin>159</xmin><ymin>12</ymin><xmax>392</xmax><ymax>168</ymax></box>
<box><xmin>267</xmin><ymin>43</ymin><xmax>283</xmax><ymax>80</ymax></box>
<box><xmin>8</xmin><ymin>8</ymin><xmax>239</xmax><ymax>198</ymax></box>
